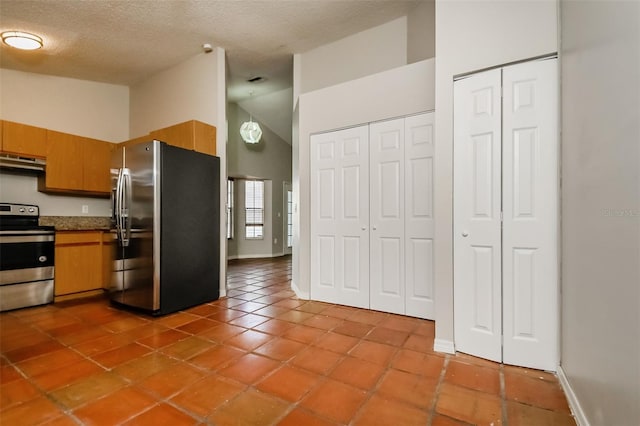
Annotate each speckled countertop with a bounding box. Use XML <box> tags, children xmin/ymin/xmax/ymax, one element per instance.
<box><xmin>39</xmin><ymin>216</ymin><xmax>111</xmax><ymax>231</ymax></box>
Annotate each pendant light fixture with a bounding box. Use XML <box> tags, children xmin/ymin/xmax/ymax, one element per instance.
<box><xmin>1</xmin><ymin>31</ymin><xmax>43</xmax><ymax>50</ymax></box>
<box><xmin>240</xmin><ymin>91</ymin><xmax>262</xmax><ymax>144</ymax></box>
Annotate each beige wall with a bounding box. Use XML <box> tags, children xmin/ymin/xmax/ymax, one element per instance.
<box><xmin>129</xmin><ymin>51</ymin><xmax>221</xmax><ymax>137</ymax></box>
<box><xmin>407</xmin><ymin>0</ymin><xmax>435</xmax><ymax>63</ymax></box>
<box><xmin>130</xmin><ymin>47</ymin><xmax>228</xmax><ymax>297</ymax></box>
<box><xmin>227</xmin><ymin>103</ymin><xmax>292</xmax><ymax>259</ymax></box>
<box><xmin>0</xmin><ymin>68</ymin><xmax>129</xmax><ymax>216</ymax></box>
<box><xmin>0</xmin><ymin>68</ymin><xmax>129</xmax><ymax>141</ymax></box>
<box><xmin>560</xmin><ymin>1</ymin><xmax>640</xmax><ymax>424</ymax></box>
<box><xmin>293</xmin><ymin>59</ymin><xmax>435</xmax><ymax>297</ymax></box>
<box><xmin>299</xmin><ymin>17</ymin><xmax>407</xmax><ymax>94</ymax></box>
<box><xmin>433</xmin><ymin>0</ymin><xmax>558</xmax><ymax>350</ymax></box>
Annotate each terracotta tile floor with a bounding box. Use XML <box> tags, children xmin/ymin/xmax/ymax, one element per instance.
<box><xmin>0</xmin><ymin>256</ymin><xmax>577</xmax><ymax>425</ymax></box>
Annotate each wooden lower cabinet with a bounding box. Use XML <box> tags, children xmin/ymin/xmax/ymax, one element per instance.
<box><xmin>54</xmin><ymin>231</ymin><xmax>104</xmax><ymax>301</ymax></box>
<box><xmin>102</xmin><ymin>232</ymin><xmax>115</xmax><ymax>291</ymax></box>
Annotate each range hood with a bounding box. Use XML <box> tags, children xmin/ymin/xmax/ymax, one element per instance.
<box><xmin>0</xmin><ymin>154</ymin><xmax>46</xmax><ymax>172</ymax></box>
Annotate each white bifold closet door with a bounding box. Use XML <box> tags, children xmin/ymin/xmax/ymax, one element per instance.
<box><xmin>311</xmin><ymin>112</ymin><xmax>435</xmax><ymax>320</ymax></box>
<box><xmin>454</xmin><ymin>58</ymin><xmax>558</xmax><ymax>371</ymax></box>
<box><xmin>369</xmin><ymin>115</ymin><xmax>435</xmax><ymax>317</ymax></box>
<box><xmin>310</xmin><ymin>125</ymin><xmax>370</xmax><ymax>309</ymax></box>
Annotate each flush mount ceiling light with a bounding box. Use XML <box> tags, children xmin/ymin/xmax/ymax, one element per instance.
<box><xmin>240</xmin><ymin>91</ymin><xmax>262</xmax><ymax>144</ymax></box>
<box><xmin>1</xmin><ymin>31</ymin><xmax>43</xmax><ymax>50</ymax></box>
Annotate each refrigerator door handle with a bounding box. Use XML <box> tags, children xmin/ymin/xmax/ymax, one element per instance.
<box><xmin>115</xmin><ymin>168</ymin><xmax>124</xmax><ymax>245</ymax></box>
<box><xmin>123</xmin><ymin>168</ymin><xmax>132</xmax><ymax>246</ymax></box>
<box><xmin>119</xmin><ymin>168</ymin><xmax>131</xmax><ymax>247</ymax></box>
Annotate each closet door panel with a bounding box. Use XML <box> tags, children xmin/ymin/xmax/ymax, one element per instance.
<box><xmin>454</xmin><ymin>70</ymin><xmax>503</xmax><ymax>362</ymax></box>
<box><xmin>502</xmin><ymin>59</ymin><xmax>558</xmax><ymax>371</ymax></box>
<box><xmin>370</xmin><ymin>119</ymin><xmax>405</xmax><ymax>315</ymax></box>
<box><xmin>405</xmin><ymin>112</ymin><xmax>435</xmax><ymax>319</ymax></box>
<box><xmin>311</xmin><ymin>126</ymin><xmax>370</xmax><ymax>308</ymax></box>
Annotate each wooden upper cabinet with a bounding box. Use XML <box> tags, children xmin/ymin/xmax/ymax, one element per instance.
<box><xmin>40</xmin><ymin>130</ymin><xmax>111</xmax><ymax>196</ymax></box>
<box><xmin>193</xmin><ymin>120</ymin><xmax>217</xmax><ymax>156</ymax></box>
<box><xmin>149</xmin><ymin>120</ymin><xmax>216</xmax><ymax>155</ymax></box>
<box><xmin>83</xmin><ymin>137</ymin><xmax>112</xmax><ymax>193</ymax></box>
<box><xmin>43</xmin><ymin>130</ymin><xmax>84</xmax><ymax>191</ymax></box>
<box><xmin>1</xmin><ymin>120</ymin><xmax>47</xmax><ymax>158</ymax></box>
<box><xmin>150</xmin><ymin>121</ymin><xmax>193</xmax><ymax>151</ymax></box>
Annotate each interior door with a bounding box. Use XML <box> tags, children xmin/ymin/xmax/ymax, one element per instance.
<box><xmin>369</xmin><ymin>118</ymin><xmax>405</xmax><ymax>315</ymax></box>
<box><xmin>310</xmin><ymin>125</ymin><xmax>370</xmax><ymax>308</ymax></box>
<box><xmin>404</xmin><ymin>112</ymin><xmax>435</xmax><ymax>319</ymax></box>
<box><xmin>502</xmin><ymin>59</ymin><xmax>558</xmax><ymax>370</ymax></box>
<box><xmin>454</xmin><ymin>69</ymin><xmax>503</xmax><ymax>362</ymax></box>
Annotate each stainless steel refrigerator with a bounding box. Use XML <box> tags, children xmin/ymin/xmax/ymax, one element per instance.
<box><xmin>110</xmin><ymin>140</ymin><xmax>220</xmax><ymax>315</ymax></box>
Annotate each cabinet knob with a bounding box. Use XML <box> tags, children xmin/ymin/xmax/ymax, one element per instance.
<box><xmin>462</xmin><ymin>231</ymin><xmax>469</xmax><ymax>237</ymax></box>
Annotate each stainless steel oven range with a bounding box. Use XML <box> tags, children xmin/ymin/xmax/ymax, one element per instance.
<box><xmin>0</xmin><ymin>203</ymin><xmax>55</xmax><ymax>312</ymax></box>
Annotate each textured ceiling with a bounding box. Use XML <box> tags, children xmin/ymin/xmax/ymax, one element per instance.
<box><xmin>0</xmin><ymin>0</ymin><xmax>422</xmax><ymax>103</ymax></box>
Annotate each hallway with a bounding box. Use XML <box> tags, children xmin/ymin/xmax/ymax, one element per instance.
<box><xmin>0</xmin><ymin>255</ymin><xmax>575</xmax><ymax>425</ymax></box>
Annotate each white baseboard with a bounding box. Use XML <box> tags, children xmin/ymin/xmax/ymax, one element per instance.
<box><xmin>291</xmin><ymin>280</ymin><xmax>309</xmax><ymax>300</ymax></box>
<box><xmin>433</xmin><ymin>338</ymin><xmax>455</xmax><ymax>354</ymax></box>
<box><xmin>227</xmin><ymin>253</ymin><xmax>286</xmax><ymax>260</ymax></box>
<box><xmin>557</xmin><ymin>365</ymin><xmax>589</xmax><ymax>426</ymax></box>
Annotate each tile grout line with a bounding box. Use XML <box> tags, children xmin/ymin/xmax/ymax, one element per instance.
<box><xmin>500</xmin><ymin>363</ymin><xmax>508</xmax><ymax>426</ymax></box>
<box><xmin>426</xmin><ymin>353</ymin><xmax>450</xmax><ymax>426</ymax></box>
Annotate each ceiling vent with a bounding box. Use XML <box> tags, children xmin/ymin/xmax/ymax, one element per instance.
<box><xmin>246</xmin><ymin>76</ymin><xmax>265</xmax><ymax>83</ymax></box>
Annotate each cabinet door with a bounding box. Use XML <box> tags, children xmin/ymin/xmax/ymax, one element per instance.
<box><xmin>55</xmin><ymin>232</ymin><xmax>102</xmax><ymax>296</ymax></box>
<box><xmin>83</xmin><ymin>137</ymin><xmax>112</xmax><ymax>193</ymax></box>
<box><xmin>150</xmin><ymin>121</ymin><xmax>193</xmax><ymax>150</ymax></box>
<box><xmin>193</xmin><ymin>120</ymin><xmax>216</xmax><ymax>155</ymax></box>
<box><xmin>2</xmin><ymin>121</ymin><xmax>47</xmax><ymax>158</ymax></box>
<box><xmin>45</xmin><ymin>131</ymin><xmax>83</xmax><ymax>191</ymax></box>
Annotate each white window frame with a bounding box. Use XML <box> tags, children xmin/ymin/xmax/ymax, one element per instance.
<box><xmin>226</xmin><ymin>179</ymin><xmax>234</xmax><ymax>240</ymax></box>
<box><xmin>287</xmin><ymin>189</ymin><xmax>293</xmax><ymax>248</ymax></box>
<box><xmin>245</xmin><ymin>180</ymin><xmax>264</xmax><ymax>239</ymax></box>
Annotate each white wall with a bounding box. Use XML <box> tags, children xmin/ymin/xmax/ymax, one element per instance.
<box><xmin>433</xmin><ymin>0</ymin><xmax>558</xmax><ymax>350</ymax></box>
<box><xmin>0</xmin><ymin>68</ymin><xmax>129</xmax><ymax>216</ymax></box>
<box><xmin>0</xmin><ymin>68</ymin><xmax>129</xmax><ymax>141</ymax></box>
<box><xmin>293</xmin><ymin>59</ymin><xmax>435</xmax><ymax>298</ymax></box>
<box><xmin>560</xmin><ymin>1</ymin><xmax>640</xmax><ymax>425</ymax></box>
<box><xmin>129</xmin><ymin>51</ymin><xmax>222</xmax><ymax>137</ymax></box>
<box><xmin>130</xmin><ymin>47</ymin><xmax>228</xmax><ymax>297</ymax></box>
<box><xmin>299</xmin><ymin>17</ymin><xmax>407</xmax><ymax>94</ymax></box>
<box><xmin>227</xmin><ymin>103</ymin><xmax>292</xmax><ymax>258</ymax></box>
<box><xmin>407</xmin><ymin>0</ymin><xmax>435</xmax><ymax>63</ymax></box>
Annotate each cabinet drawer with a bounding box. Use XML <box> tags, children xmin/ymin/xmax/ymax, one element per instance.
<box><xmin>55</xmin><ymin>231</ymin><xmax>102</xmax><ymax>245</ymax></box>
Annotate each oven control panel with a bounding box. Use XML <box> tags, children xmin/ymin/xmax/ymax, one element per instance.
<box><xmin>0</xmin><ymin>203</ymin><xmax>39</xmax><ymax>217</ymax></box>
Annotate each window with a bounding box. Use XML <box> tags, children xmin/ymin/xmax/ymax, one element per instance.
<box><xmin>245</xmin><ymin>180</ymin><xmax>264</xmax><ymax>239</ymax></box>
<box><xmin>226</xmin><ymin>179</ymin><xmax>234</xmax><ymax>239</ymax></box>
<box><xmin>287</xmin><ymin>189</ymin><xmax>293</xmax><ymax>248</ymax></box>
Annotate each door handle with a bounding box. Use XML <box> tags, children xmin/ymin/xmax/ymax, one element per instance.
<box><xmin>462</xmin><ymin>231</ymin><xmax>469</xmax><ymax>237</ymax></box>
